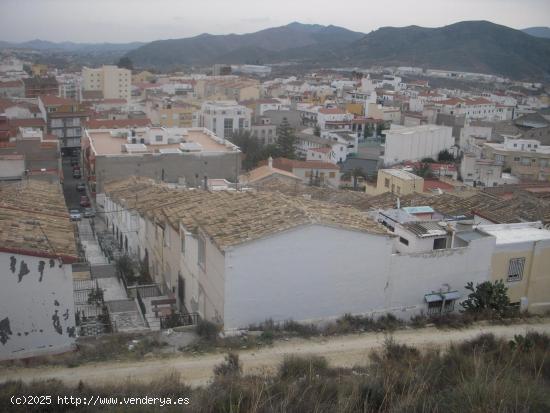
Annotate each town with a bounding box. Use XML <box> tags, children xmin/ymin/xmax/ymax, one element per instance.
<box><xmin>0</xmin><ymin>4</ymin><xmax>550</xmax><ymax>411</ymax></box>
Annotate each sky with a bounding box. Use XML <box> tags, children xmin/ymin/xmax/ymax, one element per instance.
<box><xmin>1</xmin><ymin>0</ymin><xmax>549</xmax><ymax>43</ymax></box>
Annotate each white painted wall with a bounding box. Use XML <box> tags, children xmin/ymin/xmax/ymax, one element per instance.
<box><xmin>223</xmin><ymin>225</ymin><xmax>393</xmax><ymax>329</ymax></box>
<box><xmin>0</xmin><ymin>252</ymin><xmax>76</xmax><ymax>360</ymax></box>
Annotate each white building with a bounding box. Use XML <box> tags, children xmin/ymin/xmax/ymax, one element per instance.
<box><xmin>103</xmin><ymin>178</ymin><xmax>503</xmax><ymax>331</ymax></box>
<box><xmin>460</xmin><ymin>154</ymin><xmax>504</xmax><ymax>188</ymax></box>
<box><xmin>82</xmin><ymin>65</ymin><xmax>132</xmax><ymax>102</ymax></box>
<box><xmin>196</xmin><ymin>101</ymin><xmax>252</xmax><ymax>140</ymax></box>
<box><xmin>382</xmin><ymin>124</ymin><xmax>454</xmax><ymax>166</ymax></box>
<box><xmin>0</xmin><ymin>180</ymin><xmax>77</xmax><ymax>360</ymax></box>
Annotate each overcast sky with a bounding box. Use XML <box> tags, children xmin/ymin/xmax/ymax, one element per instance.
<box><xmin>1</xmin><ymin>0</ymin><xmax>549</xmax><ymax>43</ymax></box>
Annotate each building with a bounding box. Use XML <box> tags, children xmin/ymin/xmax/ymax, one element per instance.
<box><xmin>195</xmin><ymin>77</ymin><xmax>260</xmax><ymax>101</ymax></box>
<box><xmin>240</xmin><ymin>157</ymin><xmax>301</xmax><ymax>187</ymax></box>
<box><xmin>382</xmin><ymin>124</ymin><xmax>454</xmax><ymax>166</ymax></box>
<box><xmin>145</xmin><ymin>99</ymin><xmax>198</xmax><ymax>128</ymax></box>
<box><xmin>0</xmin><ymin>180</ymin><xmax>78</xmax><ymax>360</ymax></box>
<box><xmin>482</xmin><ymin>137</ymin><xmax>550</xmax><ymax>181</ymax></box>
<box><xmin>317</xmin><ymin>107</ymin><xmax>353</xmax><ymax>131</ymax></box>
<box><xmin>38</xmin><ymin>95</ymin><xmax>89</xmax><ymax>155</ymax></box>
<box><xmin>259</xmin><ymin>157</ymin><xmax>341</xmax><ymax>188</ymax></box>
<box><xmin>0</xmin><ymin>128</ymin><xmax>61</xmax><ymax>181</ymax></box>
<box><xmin>23</xmin><ymin>77</ymin><xmax>58</xmax><ymax>98</ymax></box>
<box><xmin>250</xmin><ymin>117</ymin><xmax>277</xmax><ymax>145</ymax></box>
<box><xmin>0</xmin><ymin>80</ymin><xmax>24</xmax><ymax>98</ymax></box>
<box><xmin>460</xmin><ymin>154</ymin><xmax>504</xmax><ymax>188</ymax></box>
<box><xmin>196</xmin><ymin>101</ymin><xmax>252</xmax><ymax>140</ymax></box>
<box><xmin>478</xmin><ymin>223</ymin><xmax>550</xmax><ymax>313</ymax></box>
<box><xmin>103</xmin><ymin>177</ymin><xmax>497</xmax><ymax>330</ymax></box>
<box><xmin>435</xmin><ymin>97</ymin><xmax>499</xmax><ymax>121</ymax></box>
<box><xmin>366</xmin><ymin>169</ymin><xmax>424</xmax><ymax>196</ymax></box>
<box><xmin>82</xmin><ymin>65</ymin><xmax>132</xmax><ymax>102</ymax></box>
<box><xmin>83</xmin><ymin>125</ymin><xmax>241</xmax><ymax>195</ymax></box>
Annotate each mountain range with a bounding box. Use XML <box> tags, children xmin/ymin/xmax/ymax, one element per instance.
<box><xmin>3</xmin><ymin>21</ymin><xmax>550</xmax><ymax>80</ymax></box>
<box><xmin>124</xmin><ymin>21</ymin><xmax>550</xmax><ymax>79</ymax></box>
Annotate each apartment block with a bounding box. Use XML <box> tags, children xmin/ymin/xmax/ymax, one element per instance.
<box><xmin>196</xmin><ymin>101</ymin><xmax>252</xmax><ymax>140</ymax></box>
<box><xmin>82</xmin><ymin>65</ymin><xmax>132</xmax><ymax>102</ymax></box>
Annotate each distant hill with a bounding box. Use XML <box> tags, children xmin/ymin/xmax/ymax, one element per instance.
<box><xmin>522</xmin><ymin>27</ymin><xmax>550</xmax><ymax>39</ymax></box>
<box><xmin>126</xmin><ymin>22</ymin><xmax>365</xmax><ymax>67</ymax></box>
<box><xmin>125</xmin><ymin>21</ymin><xmax>550</xmax><ymax>79</ymax></box>
<box><xmin>0</xmin><ymin>40</ymin><xmax>145</xmax><ymax>53</ymax></box>
<box><xmin>347</xmin><ymin>21</ymin><xmax>550</xmax><ymax>79</ymax></box>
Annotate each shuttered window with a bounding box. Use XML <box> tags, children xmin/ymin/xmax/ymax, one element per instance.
<box><xmin>507</xmin><ymin>258</ymin><xmax>525</xmax><ymax>282</ymax></box>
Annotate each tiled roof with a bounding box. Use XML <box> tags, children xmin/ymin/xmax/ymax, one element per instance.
<box><xmin>0</xmin><ymin>180</ymin><xmax>77</xmax><ymax>262</ymax></box>
<box><xmin>240</xmin><ymin>165</ymin><xmax>301</xmax><ymax>184</ymax></box>
<box><xmin>39</xmin><ymin>95</ymin><xmax>76</xmax><ymax>106</ymax></box>
<box><xmin>104</xmin><ymin>177</ymin><xmax>390</xmax><ymax>250</ymax></box>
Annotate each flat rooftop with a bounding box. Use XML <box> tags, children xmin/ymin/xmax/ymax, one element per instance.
<box><xmin>381</xmin><ymin>169</ymin><xmax>422</xmax><ymax>180</ymax></box>
<box><xmin>386</xmin><ymin>124</ymin><xmax>451</xmax><ymax>135</ymax></box>
<box><xmin>478</xmin><ymin>223</ymin><xmax>550</xmax><ymax>245</ymax></box>
<box><xmin>87</xmin><ymin>127</ymin><xmax>236</xmax><ymax>156</ymax></box>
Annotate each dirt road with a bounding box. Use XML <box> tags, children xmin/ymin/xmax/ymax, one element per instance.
<box><xmin>2</xmin><ymin>321</ymin><xmax>549</xmax><ymax>387</ymax></box>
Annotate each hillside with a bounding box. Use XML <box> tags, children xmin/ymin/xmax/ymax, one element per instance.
<box><xmin>523</xmin><ymin>27</ymin><xmax>550</xmax><ymax>39</ymax></box>
<box><xmin>126</xmin><ymin>21</ymin><xmax>550</xmax><ymax>80</ymax></box>
<box><xmin>126</xmin><ymin>22</ymin><xmax>364</xmax><ymax>67</ymax></box>
<box><xmin>0</xmin><ymin>40</ymin><xmax>145</xmax><ymax>53</ymax></box>
<box><xmin>349</xmin><ymin>21</ymin><xmax>550</xmax><ymax>79</ymax></box>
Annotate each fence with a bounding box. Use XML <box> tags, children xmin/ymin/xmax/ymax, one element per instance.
<box><xmin>127</xmin><ymin>284</ymin><xmax>162</xmax><ymax>299</ymax></box>
<box><xmin>160</xmin><ymin>312</ymin><xmax>200</xmax><ymax>329</ymax></box>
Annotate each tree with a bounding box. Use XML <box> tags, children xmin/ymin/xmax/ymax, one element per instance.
<box><xmin>376</xmin><ymin>122</ymin><xmax>388</xmax><ymax>138</ymax></box>
<box><xmin>437</xmin><ymin>149</ymin><xmax>455</xmax><ymax>163</ymax></box>
<box><xmin>461</xmin><ymin>280</ymin><xmax>511</xmax><ymax>317</ymax></box>
<box><xmin>117</xmin><ymin>57</ymin><xmax>134</xmax><ymax>70</ymax></box>
<box><xmin>363</xmin><ymin>123</ymin><xmax>372</xmax><ymax>139</ymax></box>
<box><xmin>229</xmin><ymin>130</ymin><xmax>280</xmax><ymax>170</ymax></box>
<box><xmin>277</xmin><ymin>117</ymin><xmax>297</xmax><ymax>159</ymax></box>
<box><xmin>413</xmin><ymin>162</ymin><xmax>433</xmax><ymax>178</ymax></box>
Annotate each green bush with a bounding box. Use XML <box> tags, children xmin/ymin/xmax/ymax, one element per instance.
<box><xmin>195</xmin><ymin>320</ymin><xmax>221</xmax><ymax>342</ymax></box>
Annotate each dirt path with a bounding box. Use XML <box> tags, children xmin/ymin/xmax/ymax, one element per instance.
<box><xmin>2</xmin><ymin>321</ymin><xmax>549</xmax><ymax>387</ymax></box>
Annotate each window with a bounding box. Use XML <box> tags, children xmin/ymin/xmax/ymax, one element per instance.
<box><xmin>198</xmin><ymin>235</ymin><xmax>206</xmax><ymax>270</ymax></box>
<box><xmin>399</xmin><ymin>237</ymin><xmax>409</xmax><ymax>246</ymax></box>
<box><xmin>180</xmin><ymin>232</ymin><xmax>185</xmax><ymax>253</ymax></box>
<box><xmin>155</xmin><ymin>135</ymin><xmax>163</xmax><ymax>142</ymax></box>
<box><xmin>433</xmin><ymin>238</ymin><xmax>446</xmax><ymax>250</ymax></box>
<box><xmin>329</xmin><ymin>172</ymin><xmax>336</xmax><ymax>178</ymax></box>
<box><xmin>507</xmin><ymin>257</ymin><xmax>525</xmax><ymax>282</ymax></box>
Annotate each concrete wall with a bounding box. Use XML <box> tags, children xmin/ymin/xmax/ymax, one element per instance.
<box><xmin>223</xmin><ymin>225</ymin><xmax>393</xmax><ymax>329</ymax></box>
<box><xmin>95</xmin><ymin>151</ymin><xmax>240</xmax><ymax>193</ymax></box>
<box><xmin>0</xmin><ymin>158</ymin><xmax>25</xmax><ymax>178</ymax></box>
<box><xmin>387</xmin><ymin>236</ymin><xmax>495</xmax><ymax>317</ymax></box>
<box><xmin>0</xmin><ymin>252</ymin><xmax>76</xmax><ymax>360</ymax></box>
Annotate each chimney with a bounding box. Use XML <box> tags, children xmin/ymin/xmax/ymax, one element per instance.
<box><xmin>268</xmin><ymin>156</ymin><xmax>273</xmax><ymax>169</ymax></box>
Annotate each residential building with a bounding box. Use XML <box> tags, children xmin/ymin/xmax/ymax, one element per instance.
<box><xmin>460</xmin><ymin>154</ymin><xmax>504</xmax><ymax>187</ymax></box>
<box><xmin>145</xmin><ymin>99</ymin><xmax>198</xmax><ymax>128</ymax></box>
<box><xmin>317</xmin><ymin>107</ymin><xmax>353</xmax><ymax>131</ymax></box>
<box><xmin>196</xmin><ymin>101</ymin><xmax>252</xmax><ymax>140</ymax></box>
<box><xmin>195</xmin><ymin>77</ymin><xmax>260</xmax><ymax>101</ymax></box>
<box><xmin>259</xmin><ymin>157</ymin><xmax>341</xmax><ymax>188</ymax></box>
<box><xmin>103</xmin><ymin>177</ymin><xmax>496</xmax><ymax>330</ymax></box>
<box><xmin>38</xmin><ymin>95</ymin><xmax>89</xmax><ymax>155</ymax></box>
<box><xmin>365</xmin><ymin>169</ymin><xmax>424</xmax><ymax>196</ymax></box>
<box><xmin>435</xmin><ymin>97</ymin><xmax>500</xmax><ymax>121</ymax></box>
<box><xmin>82</xmin><ymin>65</ymin><xmax>132</xmax><ymax>102</ymax></box>
<box><xmin>0</xmin><ymin>180</ymin><xmax>78</xmax><ymax>360</ymax></box>
<box><xmin>240</xmin><ymin>157</ymin><xmax>301</xmax><ymax>187</ymax></box>
<box><xmin>482</xmin><ymin>137</ymin><xmax>550</xmax><ymax>181</ymax></box>
<box><xmin>83</xmin><ymin>126</ymin><xmax>241</xmax><ymax>196</ymax></box>
<box><xmin>0</xmin><ymin>80</ymin><xmax>24</xmax><ymax>98</ymax></box>
<box><xmin>478</xmin><ymin>223</ymin><xmax>550</xmax><ymax>313</ymax></box>
<box><xmin>382</xmin><ymin>124</ymin><xmax>454</xmax><ymax>166</ymax></box>
<box><xmin>23</xmin><ymin>77</ymin><xmax>58</xmax><ymax>98</ymax></box>
<box><xmin>0</xmin><ymin>128</ymin><xmax>61</xmax><ymax>181</ymax></box>
<box><xmin>251</xmin><ymin>117</ymin><xmax>277</xmax><ymax>145</ymax></box>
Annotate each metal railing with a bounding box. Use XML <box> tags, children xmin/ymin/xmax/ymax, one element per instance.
<box><xmin>159</xmin><ymin>312</ymin><xmax>200</xmax><ymax>329</ymax></box>
<box><xmin>127</xmin><ymin>284</ymin><xmax>162</xmax><ymax>299</ymax></box>
<box><xmin>136</xmin><ymin>290</ymin><xmax>147</xmax><ymax>316</ymax></box>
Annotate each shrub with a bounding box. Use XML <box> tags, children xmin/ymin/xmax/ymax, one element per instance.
<box><xmin>213</xmin><ymin>353</ymin><xmax>242</xmax><ymax>377</ymax></box>
<box><xmin>195</xmin><ymin>320</ymin><xmax>221</xmax><ymax>342</ymax></box>
<box><xmin>279</xmin><ymin>355</ymin><xmax>329</xmax><ymax>380</ymax></box>
<box><xmin>461</xmin><ymin>280</ymin><xmax>511</xmax><ymax>317</ymax></box>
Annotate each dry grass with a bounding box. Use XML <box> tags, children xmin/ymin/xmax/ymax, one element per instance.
<box><xmin>2</xmin><ymin>332</ymin><xmax>549</xmax><ymax>412</ymax></box>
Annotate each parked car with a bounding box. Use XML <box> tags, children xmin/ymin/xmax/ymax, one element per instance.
<box><xmin>69</xmin><ymin>209</ymin><xmax>82</xmax><ymax>221</ymax></box>
<box><xmin>80</xmin><ymin>195</ymin><xmax>91</xmax><ymax>207</ymax></box>
<box><xmin>73</xmin><ymin>170</ymin><xmax>81</xmax><ymax>179</ymax></box>
<box><xmin>70</xmin><ymin>158</ymin><xmax>79</xmax><ymax>167</ymax></box>
<box><xmin>83</xmin><ymin>207</ymin><xmax>96</xmax><ymax>218</ymax></box>
<box><xmin>72</xmin><ymin>165</ymin><xmax>81</xmax><ymax>172</ymax></box>
<box><xmin>76</xmin><ymin>182</ymin><xmax>86</xmax><ymax>192</ymax></box>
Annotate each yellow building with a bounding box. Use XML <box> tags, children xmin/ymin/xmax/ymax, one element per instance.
<box><xmin>145</xmin><ymin>100</ymin><xmax>199</xmax><ymax>128</ymax></box>
<box><xmin>132</xmin><ymin>70</ymin><xmax>155</xmax><ymax>84</ymax></box>
<box><xmin>346</xmin><ymin>103</ymin><xmax>364</xmax><ymax>117</ymax></box>
<box><xmin>365</xmin><ymin>169</ymin><xmax>424</xmax><ymax>195</ymax></box>
<box><xmin>478</xmin><ymin>223</ymin><xmax>550</xmax><ymax>314</ymax></box>
<box><xmin>31</xmin><ymin>64</ymin><xmax>48</xmax><ymax>77</ymax></box>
